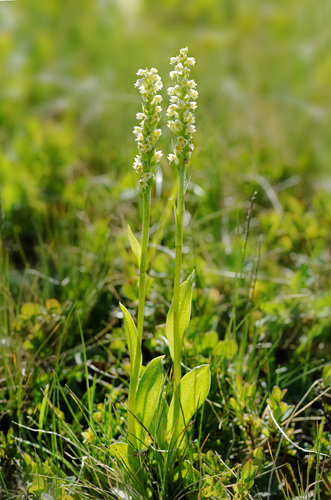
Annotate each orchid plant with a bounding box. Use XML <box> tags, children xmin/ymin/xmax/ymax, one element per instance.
<box><xmin>110</xmin><ymin>48</ymin><xmax>210</xmax><ymax>468</ymax></box>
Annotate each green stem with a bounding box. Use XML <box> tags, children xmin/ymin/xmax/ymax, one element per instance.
<box><xmin>137</xmin><ymin>186</ymin><xmax>151</xmax><ymax>343</ymax></box>
<box><xmin>173</xmin><ymin>166</ymin><xmax>185</xmax><ymax>387</ymax></box>
<box><xmin>127</xmin><ymin>185</ymin><xmax>151</xmax><ymax>449</ymax></box>
<box><xmin>127</xmin><ymin>367</ymin><xmax>140</xmax><ymax>450</ymax></box>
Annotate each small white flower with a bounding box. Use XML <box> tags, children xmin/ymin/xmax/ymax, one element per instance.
<box><xmin>177</xmin><ymin>136</ymin><xmax>188</xmax><ymax>148</ymax></box>
<box><xmin>138</xmin><ymin>143</ymin><xmax>149</xmax><ymax>154</ymax></box>
<box><xmin>175</xmin><ymin>143</ymin><xmax>183</xmax><ymax>154</ymax></box>
<box><xmin>138</xmin><ymin>172</ymin><xmax>154</xmax><ymax>191</ymax></box>
<box><xmin>151</xmin><ymin>95</ymin><xmax>163</xmax><ymax>105</ymax></box>
<box><xmin>168</xmin><ymin>153</ymin><xmax>179</xmax><ymax>164</ymax></box>
<box><xmin>152</xmin><ymin>150</ymin><xmax>163</xmax><ymax>163</ymax></box>
<box><xmin>133</xmin><ymin>126</ymin><xmax>142</xmax><ymax>136</ymax></box>
<box><xmin>136</xmin><ymin>112</ymin><xmax>146</xmax><ymax>120</ymax></box>
<box><xmin>187</xmin><ymin>124</ymin><xmax>196</xmax><ymax>134</ymax></box>
<box><xmin>153</xmin><ymin>129</ymin><xmax>162</xmax><ymax>139</ymax></box>
<box><xmin>187</xmin><ymin>89</ymin><xmax>198</xmax><ymax>99</ymax></box>
<box><xmin>173</xmin><ymin>120</ymin><xmax>183</xmax><ymax>133</ymax></box>
<box><xmin>167</xmin><ymin>104</ymin><xmax>178</xmax><ymax>117</ymax></box>
<box><xmin>133</xmin><ymin>155</ymin><xmax>143</xmax><ymax>172</ymax></box>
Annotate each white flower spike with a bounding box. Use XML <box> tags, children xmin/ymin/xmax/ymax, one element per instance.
<box><xmin>133</xmin><ymin>68</ymin><xmax>163</xmax><ymax>191</ymax></box>
<box><xmin>167</xmin><ymin>48</ymin><xmax>198</xmax><ymax>168</ymax></box>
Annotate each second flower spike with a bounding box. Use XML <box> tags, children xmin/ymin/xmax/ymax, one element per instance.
<box><xmin>167</xmin><ymin>47</ymin><xmax>198</xmax><ymax>167</ymax></box>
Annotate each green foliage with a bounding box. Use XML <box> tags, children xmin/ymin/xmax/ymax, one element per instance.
<box><xmin>135</xmin><ymin>356</ymin><xmax>164</xmax><ymax>447</ymax></box>
<box><xmin>166</xmin><ymin>271</ymin><xmax>195</xmax><ymax>363</ymax></box>
<box><xmin>13</xmin><ymin>299</ymin><xmax>64</xmax><ymax>357</ymax></box>
<box><xmin>127</xmin><ymin>223</ymin><xmax>142</xmax><ymax>267</ymax></box>
<box><xmin>119</xmin><ymin>303</ymin><xmax>141</xmax><ymax>378</ymax></box>
<box><xmin>1</xmin><ymin>0</ymin><xmax>330</xmax><ymax>498</ymax></box>
<box><xmin>23</xmin><ymin>454</ymin><xmax>80</xmax><ymax>499</ymax></box>
<box><xmin>166</xmin><ymin>364</ymin><xmax>211</xmax><ymax>447</ymax></box>
<box><xmin>233</xmin><ymin>459</ymin><xmax>258</xmax><ymax>499</ymax></box>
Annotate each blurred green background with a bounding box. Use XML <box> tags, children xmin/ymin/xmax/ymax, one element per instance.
<box><xmin>2</xmin><ymin>3</ymin><xmax>331</xmax><ymax>495</ymax></box>
<box><xmin>1</xmin><ymin>0</ymin><xmax>330</xmax><ymax>218</ymax></box>
<box><xmin>1</xmin><ymin>0</ymin><xmax>331</xmax><ymax>311</ymax></box>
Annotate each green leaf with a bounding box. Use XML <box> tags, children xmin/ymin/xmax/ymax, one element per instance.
<box><xmin>196</xmin><ymin>331</ymin><xmax>219</xmax><ymax>354</ymax></box>
<box><xmin>166</xmin><ymin>364</ymin><xmax>210</xmax><ymax>446</ymax></box>
<box><xmin>173</xmin><ymin>459</ymin><xmax>199</xmax><ymax>485</ymax></box>
<box><xmin>109</xmin><ymin>442</ymin><xmax>140</xmax><ymax>472</ymax></box>
<box><xmin>127</xmin><ymin>224</ymin><xmax>141</xmax><ymax>266</ymax></box>
<box><xmin>213</xmin><ymin>339</ymin><xmax>237</xmax><ymax>360</ymax></box>
<box><xmin>323</xmin><ymin>365</ymin><xmax>331</xmax><ymax>386</ymax></box>
<box><xmin>29</xmin><ymin>475</ymin><xmax>45</xmax><ymax>493</ymax></box>
<box><xmin>166</xmin><ymin>271</ymin><xmax>195</xmax><ymax>363</ymax></box>
<box><xmin>135</xmin><ymin>356</ymin><xmax>164</xmax><ymax>448</ymax></box>
<box><xmin>119</xmin><ymin>303</ymin><xmax>141</xmax><ymax>375</ymax></box>
<box><xmin>150</xmin><ymin>396</ymin><xmax>169</xmax><ymax>450</ymax></box>
<box><xmin>41</xmin><ymin>494</ymin><xmax>54</xmax><ymax>500</ymax></box>
<box><xmin>241</xmin><ymin>459</ymin><xmax>258</xmax><ymax>488</ymax></box>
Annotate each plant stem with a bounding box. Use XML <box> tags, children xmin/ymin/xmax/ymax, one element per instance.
<box><xmin>137</xmin><ymin>186</ymin><xmax>151</xmax><ymax>343</ymax></box>
<box><xmin>127</xmin><ymin>369</ymin><xmax>139</xmax><ymax>450</ymax></box>
<box><xmin>127</xmin><ymin>185</ymin><xmax>151</xmax><ymax>449</ymax></box>
<box><xmin>173</xmin><ymin>166</ymin><xmax>185</xmax><ymax>387</ymax></box>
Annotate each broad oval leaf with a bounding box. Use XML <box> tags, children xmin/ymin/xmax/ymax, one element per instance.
<box><xmin>166</xmin><ymin>271</ymin><xmax>195</xmax><ymax>363</ymax></box>
<box><xmin>119</xmin><ymin>303</ymin><xmax>141</xmax><ymax>374</ymax></box>
<box><xmin>127</xmin><ymin>224</ymin><xmax>141</xmax><ymax>266</ymax></box>
<box><xmin>166</xmin><ymin>364</ymin><xmax>211</xmax><ymax>446</ymax></box>
<box><xmin>135</xmin><ymin>355</ymin><xmax>164</xmax><ymax>448</ymax></box>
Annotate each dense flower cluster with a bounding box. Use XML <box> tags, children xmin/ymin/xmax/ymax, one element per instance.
<box><xmin>166</xmin><ymin>48</ymin><xmax>198</xmax><ymax>167</ymax></box>
<box><xmin>133</xmin><ymin>68</ymin><xmax>163</xmax><ymax>191</ymax></box>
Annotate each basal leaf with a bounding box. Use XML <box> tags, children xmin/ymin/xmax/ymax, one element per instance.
<box><xmin>166</xmin><ymin>364</ymin><xmax>210</xmax><ymax>446</ymax></box>
<box><xmin>127</xmin><ymin>224</ymin><xmax>141</xmax><ymax>266</ymax></box>
<box><xmin>135</xmin><ymin>356</ymin><xmax>164</xmax><ymax>448</ymax></box>
<box><xmin>166</xmin><ymin>271</ymin><xmax>195</xmax><ymax>363</ymax></box>
<box><xmin>109</xmin><ymin>442</ymin><xmax>140</xmax><ymax>472</ymax></box>
<box><xmin>150</xmin><ymin>395</ymin><xmax>169</xmax><ymax>451</ymax></box>
<box><xmin>119</xmin><ymin>303</ymin><xmax>141</xmax><ymax>374</ymax></box>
